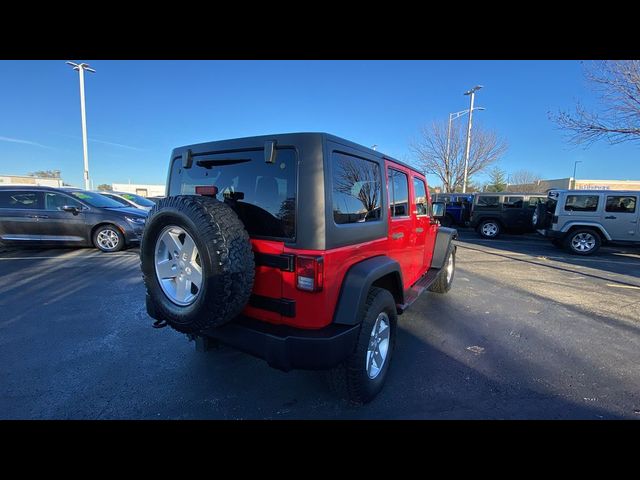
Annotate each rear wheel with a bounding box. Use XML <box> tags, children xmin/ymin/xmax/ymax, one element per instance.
<box><xmin>428</xmin><ymin>247</ymin><xmax>455</xmax><ymax>293</ymax></box>
<box><xmin>564</xmin><ymin>228</ymin><xmax>601</xmax><ymax>255</ymax></box>
<box><xmin>327</xmin><ymin>287</ymin><xmax>397</xmax><ymax>405</ymax></box>
<box><xmin>478</xmin><ymin>219</ymin><xmax>501</xmax><ymax>239</ymax></box>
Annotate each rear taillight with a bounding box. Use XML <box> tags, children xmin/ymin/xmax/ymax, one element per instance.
<box><xmin>296</xmin><ymin>256</ymin><xmax>324</xmax><ymax>292</ymax></box>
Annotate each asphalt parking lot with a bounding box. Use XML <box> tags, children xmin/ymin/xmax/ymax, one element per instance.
<box><xmin>1</xmin><ymin>231</ymin><xmax>639</xmax><ymax>419</ymax></box>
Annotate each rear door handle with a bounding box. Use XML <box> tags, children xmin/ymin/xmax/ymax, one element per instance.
<box><xmin>605</xmin><ymin>216</ymin><xmax>617</xmax><ymax>219</ymax></box>
<box><xmin>391</xmin><ymin>232</ymin><xmax>404</xmax><ymax>240</ymax></box>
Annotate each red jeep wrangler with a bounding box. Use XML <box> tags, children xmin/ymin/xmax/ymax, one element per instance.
<box><xmin>141</xmin><ymin>133</ymin><xmax>457</xmax><ymax>404</ymax></box>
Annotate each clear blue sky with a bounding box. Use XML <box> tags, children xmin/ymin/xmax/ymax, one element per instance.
<box><xmin>0</xmin><ymin>60</ymin><xmax>637</xmax><ymax>189</ymax></box>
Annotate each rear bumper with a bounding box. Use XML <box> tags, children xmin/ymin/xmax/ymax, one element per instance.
<box><xmin>200</xmin><ymin>316</ymin><xmax>360</xmax><ymax>372</ymax></box>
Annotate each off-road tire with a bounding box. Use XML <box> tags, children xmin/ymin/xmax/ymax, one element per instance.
<box><xmin>428</xmin><ymin>247</ymin><xmax>455</xmax><ymax>293</ymax></box>
<box><xmin>564</xmin><ymin>228</ymin><xmax>601</xmax><ymax>256</ymax></box>
<box><xmin>327</xmin><ymin>287</ymin><xmax>397</xmax><ymax>405</ymax></box>
<box><xmin>141</xmin><ymin>195</ymin><xmax>255</xmax><ymax>334</ymax></box>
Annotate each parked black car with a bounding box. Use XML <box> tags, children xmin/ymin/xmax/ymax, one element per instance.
<box><xmin>469</xmin><ymin>192</ymin><xmax>547</xmax><ymax>238</ymax></box>
<box><xmin>0</xmin><ymin>186</ymin><xmax>147</xmax><ymax>252</ymax></box>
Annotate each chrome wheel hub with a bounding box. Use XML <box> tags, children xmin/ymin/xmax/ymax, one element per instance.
<box><xmin>366</xmin><ymin>312</ymin><xmax>390</xmax><ymax>379</ymax></box>
<box><xmin>482</xmin><ymin>222</ymin><xmax>498</xmax><ymax>237</ymax></box>
<box><xmin>97</xmin><ymin>229</ymin><xmax>119</xmax><ymax>250</ymax></box>
<box><xmin>154</xmin><ymin>226</ymin><xmax>203</xmax><ymax>306</ymax></box>
<box><xmin>571</xmin><ymin>232</ymin><xmax>595</xmax><ymax>252</ymax></box>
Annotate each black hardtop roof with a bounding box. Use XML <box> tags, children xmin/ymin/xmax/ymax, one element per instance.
<box><xmin>176</xmin><ymin>132</ymin><xmax>425</xmax><ymax>176</ymax></box>
<box><xmin>548</xmin><ymin>189</ymin><xmax>640</xmax><ymax>195</ymax></box>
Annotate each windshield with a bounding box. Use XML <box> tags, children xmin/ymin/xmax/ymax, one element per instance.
<box><xmin>69</xmin><ymin>191</ymin><xmax>127</xmax><ymax>208</ymax></box>
<box><xmin>102</xmin><ymin>194</ymin><xmax>131</xmax><ymax>207</ymax></box>
<box><xmin>118</xmin><ymin>193</ymin><xmax>155</xmax><ymax>207</ymax></box>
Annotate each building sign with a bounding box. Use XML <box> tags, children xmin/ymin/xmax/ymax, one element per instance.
<box><xmin>577</xmin><ymin>184</ymin><xmax>611</xmax><ymax>190</ymax></box>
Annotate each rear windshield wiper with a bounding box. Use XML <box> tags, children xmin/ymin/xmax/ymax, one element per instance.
<box><xmin>196</xmin><ymin>158</ymin><xmax>251</xmax><ymax>169</ymax></box>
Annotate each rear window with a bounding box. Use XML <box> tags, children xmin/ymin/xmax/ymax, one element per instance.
<box><xmin>528</xmin><ymin>196</ymin><xmax>546</xmax><ymax>208</ymax></box>
<box><xmin>565</xmin><ymin>195</ymin><xmax>599</xmax><ymax>212</ymax></box>
<box><xmin>504</xmin><ymin>196</ymin><xmax>524</xmax><ymax>208</ymax></box>
<box><xmin>475</xmin><ymin>195</ymin><xmax>500</xmax><ymax>208</ymax></box>
<box><xmin>169</xmin><ymin>148</ymin><xmax>297</xmax><ymax>239</ymax></box>
<box><xmin>0</xmin><ymin>191</ymin><xmax>42</xmax><ymax>209</ymax></box>
<box><xmin>332</xmin><ymin>152</ymin><xmax>382</xmax><ymax>225</ymax></box>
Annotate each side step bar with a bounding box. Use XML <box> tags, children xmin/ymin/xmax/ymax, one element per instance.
<box><xmin>398</xmin><ymin>267</ymin><xmax>441</xmax><ymax>312</ymax></box>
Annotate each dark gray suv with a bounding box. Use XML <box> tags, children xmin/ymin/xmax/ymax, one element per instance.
<box><xmin>0</xmin><ymin>186</ymin><xmax>148</xmax><ymax>252</ymax></box>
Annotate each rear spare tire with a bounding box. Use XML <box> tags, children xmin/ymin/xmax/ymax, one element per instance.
<box><xmin>141</xmin><ymin>195</ymin><xmax>255</xmax><ymax>334</ymax></box>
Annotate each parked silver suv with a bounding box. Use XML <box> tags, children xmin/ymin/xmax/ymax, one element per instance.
<box><xmin>533</xmin><ymin>189</ymin><xmax>640</xmax><ymax>255</ymax></box>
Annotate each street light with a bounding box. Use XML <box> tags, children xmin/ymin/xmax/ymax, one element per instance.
<box><xmin>572</xmin><ymin>160</ymin><xmax>582</xmax><ymax>189</ymax></box>
<box><xmin>445</xmin><ymin>106</ymin><xmax>485</xmax><ymax>192</ymax></box>
<box><xmin>67</xmin><ymin>61</ymin><xmax>96</xmax><ymax>191</ymax></box>
<box><xmin>462</xmin><ymin>85</ymin><xmax>483</xmax><ymax>193</ymax></box>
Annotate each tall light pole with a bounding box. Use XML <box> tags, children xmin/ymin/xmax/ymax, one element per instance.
<box><xmin>572</xmin><ymin>160</ymin><xmax>582</xmax><ymax>189</ymax></box>
<box><xmin>462</xmin><ymin>85</ymin><xmax>483</xmax><ymax>193</ymax></box>
<box><xmin>445</xmin><ymin>106</ymin><xmax>485</xmax><ymax>192</ymax></box>
<box><xmin>67</xmin><ymin>61</ymin><xmax>96</xmax><ymax>191</ymax></box>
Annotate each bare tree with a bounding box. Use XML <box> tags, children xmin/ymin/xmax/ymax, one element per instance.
<box><xmin>552</xmin><ymin>60</ymin><xmax>640</xmax><ymax>145</ymax></box>
<box><xmin>410</xmin><ymin>120</ymin><xmax>508</xmax><ymax>193</ymax></box>
<box><xmin>509</xmin><ymin>169</ymin><xmax>541</xmax><ymax>185</ymax></box>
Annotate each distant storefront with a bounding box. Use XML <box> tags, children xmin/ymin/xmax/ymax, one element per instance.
<box><xmin>0</xmin><ymin>174</ymin><xmax>64</xmax><ymax>187</ymax></box>
<box><xmin>111</xmin><ymin>183</ymin><xmax>165</xmax><ymax>197</ymax></box>
<box><xmin>510</xmin><ymin>178</ymin><xmax>640</xmax><ymax>192</ymax></box>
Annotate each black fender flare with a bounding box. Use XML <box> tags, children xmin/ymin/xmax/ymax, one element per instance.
<box><xmin>333</xmin><ymin>256</ymin><xmax>403</xmax><ymax>326</ymax></box>
<box><xmin>431</xmin><ymin>227</ymin><xmax>458</xmax><ymax>269</ymax></box>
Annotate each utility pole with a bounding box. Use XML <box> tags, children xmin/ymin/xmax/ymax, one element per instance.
<box><xmin>572</xmin><ymin>160</ymin><xmax>582</xmax><ymax>189</ymax></box>
<box><xmin>446</xmin><ymin>107</ymin><xmax>484</xmax><ymax>192</ymax></box>
<box><xmin>67</xmin><ymin>62</ymin><xmax>96</xmax><ymax>191</ymax></box>
<box><xmin>462</xmin><ymin>85</ymin><xmax>483</xmax><ymax>193</ymax></box>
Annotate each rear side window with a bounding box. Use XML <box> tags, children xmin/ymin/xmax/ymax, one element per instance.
<box><xmin>503</xmin><ymin>196</ymin><xmax>524</xmax><ymax>209</ymax></box>
<box><xmin>0</xmin><ymin>191</ymin><xmax>42</xmax><ymax>209</ymax></box>
<box><xmin>528</xmin><ymin>196</ymin><xmax>546</xmax><ymax>208</ymax></box>
<box><xmin>44</xmin><ymin>192</ymin><xmax>83</xmax><ymax>210</ymax></box>
<box><xmin>388</xmin><ymin>169</ymin><xmax>409</xmax><ymax>217</ymax></box>
<box><xmin>169</xmin><ymin>148</ymin><xmax>297</xmax><ymax>239</ymax></box>
<box><xmin>413</xmin><ymin>178</ymin><xmax>428</xmax><ymax>216</ymax></box>
<box><xmin>332</xmin><ymin>152</ymin><xmax>382</xmax><ymax>225</ymax></box>
<box><xmin>476</xmin><ymin>196</ymin><xmax>500</xmax><ymax>208</ymax></box>
<box><xmin>565</xmin><ymin>195</ymin><xmax>599</xmax><ymax>212</ymax></box>
<box><xmin>605</xmin><ymin>195</ymin><xmax>636</xmax><ymax>213</ymax></box>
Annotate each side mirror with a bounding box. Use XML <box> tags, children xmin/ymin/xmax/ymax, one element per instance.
<box><xmin>62</xmin><ymin>206</ymin><xmax>80</xmax><ymax>215</ymax></box>
<box><xmin>431</xmin><ymin>202</ymin><xmax>446</xmax><ymax>218</ymax></box>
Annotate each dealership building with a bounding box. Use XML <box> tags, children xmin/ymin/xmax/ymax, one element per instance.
<box><xmin>510</xmin><ymin>178</ymin><xmax>640</xmax><ymax>192</ymax></box>
<box><xmin>111</xmin><ymin>183</ymin><xmax>165</xmax><ymax>197</ymax></box>
<box><xmin>0</xmin><ymin>174</ymin><xmax>64</xmax><ymax>187</ymax></box>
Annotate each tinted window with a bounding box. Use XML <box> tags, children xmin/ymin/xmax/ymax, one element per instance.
<box><xmin>476</xmin><ymin>196</ymin><xmax>500</xmax><ymax>208</ymax></box>
<box><xmin>169</xmin><ymin>148</ymin><xmax>297</xmax><ymax>239</ymax></box>
<box><xmin>44</xmin><ymin>192</ymin><xmax>83</xmax><ymax>210</ymax></box>
<box><xmin>605</xmin><ymin>195</ymin><xmax>636</xmax><ymax>213</ymax></box>
<box><xmin>565</xmin><ymin>195</ymin><xmax>599</xmax><ymax>212</ymax></box>
<box><xmin>101</xmin><ymin>194</ymin><xmax>131</xmax><ymax>207</ymax></box>
<box><xmin>332</xmin><ymin>152</ymin><xmax>382</xmax><ymax>225</ymax></box>
<box><xmin>69</xmin><ymin>191</ymin><xmax>124</xmax><ymax>208</ymax></box>
<box><xmin>388</xmin><ymin>169</ymin><xmax>409</xmax><ymax>217</ymax></box>
<box><xmin>504</xmin><ymin>196</ymin><xmax>524</xmax><ymax>209</ymax></box>
<box><xmin>528</xmin><ymin>196</ymin><xmax>546</xmax><ymax>208</ymax></box>
<box><xmin>413</xmin><ymin>178</ymin><xmax>428</xmax><ymax>216</ymax></box>
<box><xmin>119</xmin><ymin>193</ymin><xmax>155</xmax><ymax>207</ymax></box>
<box><xmin>0</xmin><ymin>191</ymin><xmax>42</xmax><ymax>209</ymax></box>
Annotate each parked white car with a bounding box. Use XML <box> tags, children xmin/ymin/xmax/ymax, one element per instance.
<box><xmin>99</xmin><ymin>191</ymin><xmax>155</xmax><ymax>211</ymax></box>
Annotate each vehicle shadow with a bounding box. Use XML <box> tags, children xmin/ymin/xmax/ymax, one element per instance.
<box><xmin>455</xmin><ymin>229</ymin><xmax>640</xmax><ymax>282</ymax></box>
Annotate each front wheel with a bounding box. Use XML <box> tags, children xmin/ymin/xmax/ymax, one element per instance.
<box><xmin>93</xmin><ymin>225</ymin><xmax>125</xmax><ymax>252</ymax></box>
<box><xmin>327</xmin><ymin>287</ymin><xmax>397</xmax><ymax>405</ymax></box>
